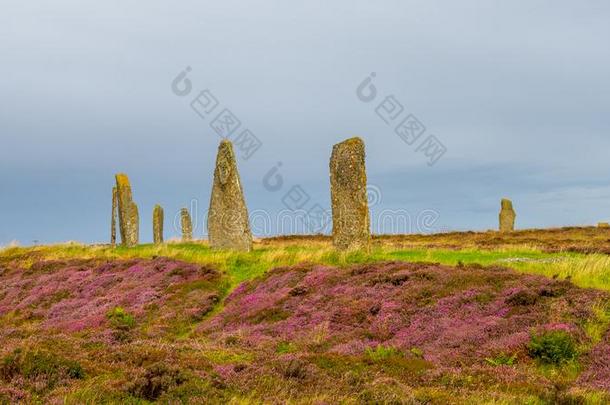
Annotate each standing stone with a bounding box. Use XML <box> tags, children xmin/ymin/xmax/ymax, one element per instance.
<box><xmin>330</xmin><ymin>137</ymin><xmax>370</xmax><ymax>251</ymax></box>
<box><xmin>111</xmin><ymin>186</ymin><xmax>118</xmax><ymax>246</ymax></box>
<box><xmin>153</xmin><ymin>205</ymin><xmax>164</xmax><ymax>244</ymax></box>
<box><xmin>181</xmin><ymin>208</ymin><xmax>193</xmax><ymax>242</ymax></box>
<box><xmin>115</xmin><ymin>173</ymin><xmax>139</xmax><ymax>247</ymax></box>
<box><xmin>207</xmin><ymin>140</ymin><xmax>252</xmax><ymax>251</ymax></box>
<box><xmin>499</xmin><ymin>198</ymin><xmax>516</xmax><ymax>232</ymax></box>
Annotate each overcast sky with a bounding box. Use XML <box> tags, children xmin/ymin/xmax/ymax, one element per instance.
<box><xmin>1</xmin><ymin>1</ymin><xmax>609</xmax><ymax>245</ymax></box>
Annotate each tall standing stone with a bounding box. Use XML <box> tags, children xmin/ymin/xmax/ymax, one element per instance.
<box><xmin>153</xmin><ymin>205</ymin><xmax>164</xmax><ymax>244</ymax></box>
<box><xmin>111</xmin><ymin>186</ymin><xmax>117</xmax><ymax>246</ymax></box>
<box><xmin>330</xmin><ymin>137</ymin><xmax>370</xmax><ymax>251</ymax></box>
<box><xmin>181</xmin><ymin>208</ymin><xmax>193</xmax><ymax>242</ymax></box>
<box><xmin>499</xmin><ymin>198</ymin><xmax>516</xmax><ymax>232</ymax></box>
<box><xmin>207</xmin><ymin>140</ymin><xmax>252</xmax><ymax>251</ymax></box>
<box><xmin>115</xmin><ymin>173</ymin><xmax>139</xmax><ymax>247</ymax></box>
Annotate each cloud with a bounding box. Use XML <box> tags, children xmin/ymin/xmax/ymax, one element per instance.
<box><xmin>1</xmin><ymin>0</ymin><xmax>609</xmax><ymax>242</ymax></box>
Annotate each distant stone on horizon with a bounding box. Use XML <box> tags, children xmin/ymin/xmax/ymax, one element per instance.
<box><xmin>499</xmin><ymin>198</ymin><xmax>516</xmax><ymax>232</ymax></box>
<box><xmin>153</xmin><ymin>205</ymin><xmax>164</xmax><ymax>244</ymax></box>
<box><xmin>181</xmin><ymin>208</ymin><xmax>193</xmax><ymax>242</ymax></box>
<box><xmin>329</xmin><ymin>137</ymin><xmax>370</xmax><ymax>251</ymax></box>
<box><xmin>207</xmin><ymin>140</ymin><xmax>252</xmax><ymax>251</ymax></box>
<box><xmin>115</xmin><ymin>173</ymin><xmax>139</xmax><ymax>247</ymax></box>
<box><xmin>111</xmin><ymin>186</ymin><xmax>117</xmax><ymax>246</ymax></box>
<box><xmin>598</xmin><ymin>222</ymin><xmax>609</xmax><ymax>228</ymax></box>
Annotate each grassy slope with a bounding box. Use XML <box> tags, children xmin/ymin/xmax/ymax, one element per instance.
<box><xmin>2</xmin><ymin>228</ymin><xmax>610</xmax><ymax>403</ymax></box>
<box><xmin>2</xmin><ymin>237</ymin><xmax>610</xmax><ymax>291</ymax></box>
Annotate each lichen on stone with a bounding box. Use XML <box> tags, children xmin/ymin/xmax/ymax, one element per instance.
<box><xmin>114</xmin><ymin>173</ymin><xmax>139</xmax><ymax>247</ymax></box>
<box><xmin>153</xmin><ymin>205</ymin><xmax>164</xmax><ymax>244</ymax></box>
<box><xmin>181</xmin><ymin>208</ymin><xmax>193</xmax><ymax>242</ymax></box>
<box><xmin>207</xmin><ymin>140</ymin><xmax>252</xmax><ymax>252</ymax></box>
<box><xmin>329</xmin><ymin>137</ymin><xmax>370</xmax><ymax>251</ymax></box>
<box><xmin>499</xmin><ymin>198</ymin><xmax>516</xmax><ymax>232</ymax></box>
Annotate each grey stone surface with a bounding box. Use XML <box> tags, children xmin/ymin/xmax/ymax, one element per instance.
<box><xmin>181</xmin><ymin>208</ymin><xmax>193</xmax><ymax>242</ymax></box>
<box><xmin>207</xmin><ymin>140</ymin><xmax>252</xmax><ymax>251</ymax></box>
<box><xmin>111</xmin><ymin>186</ymin><xmax>117</xmax><ymax>246</ymax></box>
<box><xmin>329</xmin><ymin>137</ymin><xmax>371</xmax><ymax>251</ymax></box>
<box><xmin>153</xmin><ymin>204</ymin><xmax>164</xmax><ymax>244</ymax></box>
<box><xmin>499</xmin><ymin>198</ymin><xmax>516</xmax><ymax>232</ymax></box>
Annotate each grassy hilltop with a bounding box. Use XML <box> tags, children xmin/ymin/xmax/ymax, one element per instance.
<box><xmin>1</xmin><ymin>227</ymin><xmax>610</xmax><ymax>403</ymax></box>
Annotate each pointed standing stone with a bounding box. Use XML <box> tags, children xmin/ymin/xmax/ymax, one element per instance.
<box><xmin>115</xmin><ymin>173</ymin><xmax>139</xmax><ymax>247</ymax></box>
<box><xmin>111</xmin><ymin>186</ymin><xmax>117</xmax><ymax>246</ymax></box>
<box><xmin>181</xmin><ymin>208</ymin><xmax>193</xmax><ymax>242</ymax></box>
<box><xmin>207</xmin><ymin>140</ymin><xmax>252</xmax><ymax>251</ymax></box>
<box><xmin>153</xmin><ymin>205</ymin><xmax>164</xmax><ymax>244</ymax></box>
<box><xmin>499</xmin><ymin>198</ymin><xmax>516</xmax><ymax>232</ymax></box>
<box><xmin>330</xmin><ymin>137</ymin><xmax>370</xmax><ymax>251</ymax></box>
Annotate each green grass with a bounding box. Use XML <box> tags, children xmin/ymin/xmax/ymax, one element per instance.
<box><xmin>583</xmin><ymin>302</ymin><xmax>610</xmax><ymax>346</ymax></box>
<box><xmin>3</xmin><ymin>241</ymin><xmax>610</xmax><ymax>291</ymax></box>
<box><xmin>365</xmin><ymin>345</ymin><xmax>404</xmax><ymax>362</ymax></box>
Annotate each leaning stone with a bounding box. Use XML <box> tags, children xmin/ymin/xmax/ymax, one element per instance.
<box><xmin>153</xmin><ymin>205</ymin><xmax>164</xmax><ymax>244</ymax></box>
<box><xmin>181</xmin><ymin>208</ymin><xmax>193</xmax><ymax>242</ymax></box>
<box><xmin>207</xmin><ymin>140</ymin><xmax>252</xmax><ymax>251</ymax></box>
<box><xmin>111</xmin><ymin>186</ymin><xmax>117</xmax><ymax>246</ymax></box>
<box><xmin>499</xmin><ymin>198</ymin><xmax>516</xmax><ymax>232</ymax></box>
<box><xmin>329</xmin><ymin>137</ymin><xmax>371</xmax><ymax>251</ymax></box>
<box><xmin>115</xmin><ymin>173</ymin><xmax>139</xmax><ymax>247</ymax></box>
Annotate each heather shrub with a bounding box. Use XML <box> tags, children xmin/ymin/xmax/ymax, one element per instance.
<box><xmin>281</xmin><ymin>358</ymin><xmax>307</xmax><ymax>379</ymax></box>
<box><xmin>485</xmin><ymin>352</ymin><xmax>517</xmax><ymax>366</ymax></box>
<box><xmin>250</xmin><ymin>307</ymin><xmax>290</xmax><ymax>323</ymax></box>
<box><xmin>358</xmin><ymin>377</ymin><xmax>416</xmax><ymax>404</ymax></box>
<box><xmin>506</xmin><ymin>289</ymin><xmax>538</xmax><ymax>306</ymax></box>
<box><xmin>0</xmin><ymin>350</ymin><xmax>21</xmax><ymax>380</ymax></box>
<box><xmin>583</xmin><ymin>303</ymin><xmax>610</xmax><ymax>345</ymax></box>
<box><xmin>189</xmin><ymin>293</ymin><xmax>220</xmax><ymax>321</ymax></box>
<box><xmin>366</xmin><ymin>345</ymin><xmax>403</xmax><ymax>362</ymax></box>
<box><xmin>107</xmin><ymin>306</ymin><xmax>135</xmax><ymax>341</ymax></box>
<box><xmin>527</xmin><ymin>331</ymin><xmax>578</xmax><ymax>365</ymax></box>
<box><xmin>0</xmin><ymin>348</ymin><xmax>84</xmax><ymax>391</ymax></box>
<box><xmin>156</xmin><ymin>377</ymin><xmax>230</xmax><ymax>403</ymax></box>
<box><xmin>125</xmin><ymin>362</ymin><xmax>188</xmax><ymax>401</ymax></box>
<box><xmin>276</xmin><ymin>341</ymin><xmax>297</xmax><ymax>354</ymax></box>
<box><xmin>0</xmin><ymin>386</ymin><xmax>29</xmax><ymax>404</ymax></box>
<box><xmin>224</xmin><ymin>335</ymin><xmax>240</xmax><ymax>346</ymax></box>
<box><xmin>107</xmin><ymin>306</ymin><xmax>135</xmax><ymax>329</ymax></box>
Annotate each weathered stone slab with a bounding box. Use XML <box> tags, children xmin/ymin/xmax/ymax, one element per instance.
<box><xmin>499</xmin><ymin>198</ymin><xmax>516</xmax><ymax>232</ymax></box>
<box><xmin>207</xmin><ymin>140</ymin><xmax>252</xmax><ymax>251</ymax></box>
<box><xmin>115</xmin><ymin>173</ymin><xmax>139</xmax><ymax>247</ymax></box>
<box><xmin>153</xmin><ymin>205</ymin><xmax>164</xmax><ymax>244</ymax></box>
<box><xmin>111</xmin><ymin>186</ymin><xmax>117</xmax><ymax>246</ymax></box>
<box><xmin>329</xmin><ymin>137</ymin><xmax>370</xmax><ymax>251</ymax></box>
<box><xmin>181</xmin><ymin>208</ymin><xmax>193</xmax><ymax>242</ymax></box>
